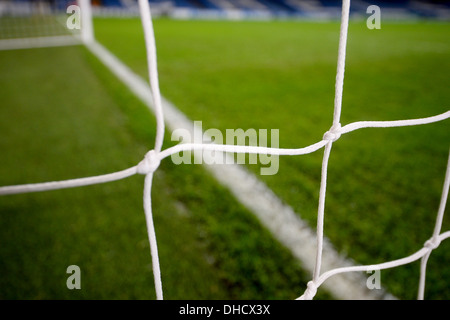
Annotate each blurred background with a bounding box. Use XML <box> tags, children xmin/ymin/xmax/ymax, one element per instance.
<box><xmin>90</xmin><ymin>0</ymin><xmax>450</xmax><ymax>20</ymax></box>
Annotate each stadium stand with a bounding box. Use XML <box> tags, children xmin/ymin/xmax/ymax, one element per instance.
<box><xmin>91</xmin><ymin>0</ymin><xmax>450</xmax><ymax>20</ymax></box>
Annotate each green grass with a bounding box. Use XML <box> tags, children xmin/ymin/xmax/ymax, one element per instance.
<box><xmin>0</xmin><ymin>44</ymin><xmax>319</xmax><ymax>299</ymax></box>
<box><xmin>92</xmin><ymin>18</ymin><xmax>450</xmax><ymax>300</ymax></box>
<box><xmin>0</xmin><ymin>17</ymin><xmax>449</xmax><ymax>300</ymax></box>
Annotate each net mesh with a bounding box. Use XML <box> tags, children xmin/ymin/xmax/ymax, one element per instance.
<box><xmin>0</xmin><ymin>0</ymin><xmax>81</xmax><ymax>49</ymax></box>
<box><xmin>0</xmin><ymin>0</ymin><xmax>449</xmax><ymax>300</ymax></box>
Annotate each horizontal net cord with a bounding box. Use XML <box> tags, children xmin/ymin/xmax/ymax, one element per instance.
<box><xmin>0</xmin><ymin>111</ymin><xmax>448</xmax><ymax>196</ymax></box>
<box><xmin>158</xmin><ymin>139</ymin><xmax>328</xmax><ymax>158</ymax></box>
<box><xmin>158</xmin><ymin>110</ymin><xmax>450</xmax><ymax>159</ymax></box>
<box><xmin>340</xmin><ymin>110</ymin><xmax>450</xmax><ymax>134</ymax></box>
<box><xmin>159</xmin><ymin>110</ymin><xmax>450</xmax><ymax>158</ymax></box>
<box><xmin>0</xmin><ymin>166</ymin><xmax>137</xmax><ymax>195</ymax></box>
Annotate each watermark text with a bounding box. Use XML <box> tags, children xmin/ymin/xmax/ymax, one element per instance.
<box><xmin>171</xmin><ymin>121</ymin><xmax>279</xmax><ymax>175</ymax></box>
<box><xmin>367</xmin><ymin>5</ymin><xmax>381</xmax><ymax>29</ymax></box>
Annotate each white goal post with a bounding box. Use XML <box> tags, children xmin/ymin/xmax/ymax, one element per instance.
<box><xmin>0</xmin><ymin>0</ymin><xmax>449</xmax><ymax>300</ymax></box>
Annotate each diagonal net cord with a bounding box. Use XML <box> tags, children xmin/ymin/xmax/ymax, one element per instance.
<box><xmin>0</xmin><ymin>0</ymin><xmax>449</xmax><ymax>300</ymax></box>
<box><xmin>418</xmin><ymin>149</ymin><xmax>450</xmax><ymax>300</ymax></box>
<box><xmin>295</xmin><ymin>150</ymin><xmax>450</xmax><ymax>300</ymax></box>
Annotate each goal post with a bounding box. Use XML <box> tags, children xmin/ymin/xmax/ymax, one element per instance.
<box><xmin>0</xmin><ymin>0</ymin><xmax>93</xmax><ymax>50</ymax></box>
<box><xmin>78</xmin><ymin>0</ymin><xmax>93</xmax><ymax>43</ymax></box>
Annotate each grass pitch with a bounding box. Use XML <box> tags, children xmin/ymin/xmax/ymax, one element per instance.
<box><xmin>95</xmin><ymin>18</ymin><xmax>450</xmax><ymax>300</ymax></box>
<box><xmin>0</xmin><ymin>44</ymin><xmax>316</xmax><ymax>300</ymax></box>
<box><xmin>0</xmin><ymin>18</ymin><xmax>449</xmax><ymax>300</ymax></box>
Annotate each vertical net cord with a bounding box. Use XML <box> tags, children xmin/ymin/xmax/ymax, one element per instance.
<box><xmin>313</xmin><ymin>142</ymin><xmax>333</xmax><ymax>283</ymax></box>
<box><xmin>143</xmin><ymin>172</ymin><xmax>163</xmax><ymax>300</ymax></box>
<box><xmin>138</xmin><ymin>0</ymin><xmax>165</xmax><ymax>300</ymax></box>
<box><xmin>311</xmin><ymin>0</ymin><xmax>350</xmax><ymax>286</ymax></box>
<box><xmin>138</xmin><ymin>0</ymin><xmax>165</xmax><ymax>153</ymax></box>
<box><xmin>331</xmin><ymin>0</ymin><xmax>350</xmax><ymax>131</ymax></box>
<box><xmin>418</xmin><ymin>150</ymin><xmax>450</xmax><ymax>300</ymax></box>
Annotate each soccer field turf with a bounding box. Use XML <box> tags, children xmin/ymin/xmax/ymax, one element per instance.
<box><xmin>0</xmin><ymin>38</ymin><xmax>317</xmax><ymax>300</ymax></box>
<box><xmin>0</xmin><ymin>17</ymin><xmax>449</xmax><ymax>300</ymax></box>
<box><xmin>94</xmin><ymin>18</ymin><xmax>450</xmax><ymax>300</ymax></box>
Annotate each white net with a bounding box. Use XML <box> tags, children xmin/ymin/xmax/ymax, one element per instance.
<box><xmin>0</xmin><ymin>0</ymin><xmax>86</xmax><ymax>50</ymax></box>
<box><xmin>0</xmin><ymin>0</ymin><xmax>449</xmax><ymax>300</ymax></box>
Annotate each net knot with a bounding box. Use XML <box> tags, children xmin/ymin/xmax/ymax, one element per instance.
<box><xmin>323</xmin><ymin>123</ymin><xmax>342</xmax><ymax>142</ymax></box>
<box><xmin>302</xmin><ymin>281</ymin><xmax>318</xmax><ymax>300</ymax></box>
<box><xmin>424</xmin><ymin>237</ymin><xmax>441</xmax><ymax>251</ymax></box>
<box><xmin>137</xmin><ymin>150</ymin><xmax>161</xmax><ymax>175</ymax></box>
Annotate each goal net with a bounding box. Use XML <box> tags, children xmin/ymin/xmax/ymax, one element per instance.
<box><xmin>0</xmin><ymin>0</ymin><xmax>449</xmax><ymax>300</ymax></box>
<box><xmin>0</xmin><ymin>0</ymin><xmax>92</xmax><ymax>50</ymax></box>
